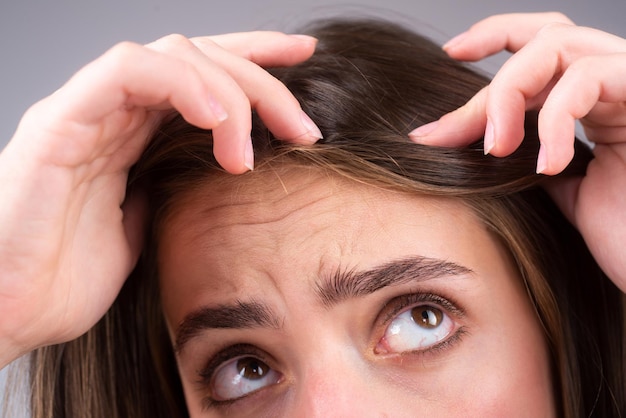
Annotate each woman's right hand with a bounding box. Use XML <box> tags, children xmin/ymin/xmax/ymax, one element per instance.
<box><xmin>0</xmin><ymin>31</ymin><xmax>321</xmax><ymax>367</ymax></box>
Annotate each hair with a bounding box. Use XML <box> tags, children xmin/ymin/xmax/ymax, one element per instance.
<box><xmin>14</xmin><ymin>18</ymin><xmax>625</xmax><ymax>418</ymax></box>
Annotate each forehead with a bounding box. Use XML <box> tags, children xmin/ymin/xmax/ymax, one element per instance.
<box><xmin>158</xmin><ymin>167</ymin><xmax>473</xmax><ymax>274</ymax></box>
<box><xmin>157</xmin><ymin>167</ymin><xmax>500</xmax><ymax>326</ymax></box>
<box><xmin>160</xmin><ymin>166</ymin><xmax>468</xmax><ymax>246</ymax></box>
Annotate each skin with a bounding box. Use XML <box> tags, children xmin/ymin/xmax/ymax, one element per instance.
<box><xmin>0</xmin><ymin>11</ymin><xmax>624</xmax><ymax>379</ymax></box>
<box><xmin>159</xmin><ymin>169</ymin><xmax>555</xmax><ymax>417</ymax></box>
<box><xmin>0</xmin><ymin>12</ymin><xmax>622</xmax><ymax>417</ymax></box>
<box><xmin>410</xmin><ymin>12</ymin><xmax>626</xmax><ymax>291</ymax></box>
<box><xmin>0</xmin><ymin>31</ymin><xmax>320</xmax><ymax>367</ymax></box>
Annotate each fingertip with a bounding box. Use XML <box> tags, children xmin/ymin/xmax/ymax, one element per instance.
<box><xmin>408</xmin><ymin>120</ymin><xmax>439</xmax><ymax>143</ymax></box>
<box><xmin>244</xmin><ymin>136</ymin><xmax>254</xmax><ymax>172</ymax></box>
<box><xmin>536</xmin><ymin>143</ymin><xmax>548</xmax><ymax>174</ymax></box>
<box><xmin>294</xmin><ymin>110</ymin><xmax>323</xmax><ymax>144</ymax></box>
<box><xmin>483</xmin><ymin>118</ymin><xmax>495</xmax><ymax>155</ymax></box>
<box><xmin>544</xmin><ymin>151</ymin><xmax>575</xmax><ymax>176</ymax></box>
<box><xmin>289</xmin><ymin>34</ymin><xmax>318</xmax><ymax>44</ymax></box>
<box><xmin>535</xmin><ymin>140</ymin><xmax>575</xmax><ymax>175</ymax></box>
<box><xmin>442</xmin><ymin>31</ymin><xmax>469</xmax><ymax>53</ymax></box>
<box><xmin>283</xmin><ymin>34</ymin><xmax>318</xmax><ymax>60</ymax></box>
<box><xmin>211</xmin><ymin>124</ymin><xmax>252</xmax><ymax>175</ymax></box>
<box><xmin>409</xmin><ymin>111</ymin><xmax>487</xmax><ymax>148</ymax></box>
<box><xmin>273</xmin><ymin>110</ymin><xmax>323</xmax><ymax>145</ymax></box>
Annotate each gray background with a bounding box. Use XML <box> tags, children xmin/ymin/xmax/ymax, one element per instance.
<box><xmin>1</xmin><ymin>0</ymin><xmax>625</xmax><ymax>413</ymax></box>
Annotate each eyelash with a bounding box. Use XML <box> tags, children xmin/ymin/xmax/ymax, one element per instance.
<box><xmin>197</xmin><ymin>292</ymin><xmax>467</xmax><ymax>411</ymax></box>
<box><xmin>197</xmin><ymin>343</ymin><xmax>276</xmax><ymax>411</ymax></box>
<box><xmin>381</xmin><ymin>292</ymin><xmax>465</xmax><ymax>324</ymax></box>
<box><xmin>202</xmin><ymin>392</ymin><xmax>237</xmax><ymax>412</ymax></box>
<box><xmin>376</xmin><ymin>292</ymin><xmax>467</xmax><ymax>358</ymax></box>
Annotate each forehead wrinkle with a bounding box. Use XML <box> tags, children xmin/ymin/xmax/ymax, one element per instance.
<box><xmin>180</xmin><ymin>179</ymin><xmax>346</xmax><ymax>252</ymax></box>
<box><xmin>161</xmin><ymin>171</ymin><xmax>353</xmax><ymax>310</ymax></box>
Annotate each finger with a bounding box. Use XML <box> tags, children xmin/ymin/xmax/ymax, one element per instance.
<box><xmin>584</xmin><ymin>124</ymin><xmax>626</xmax><ymax>145</ymax></box>
<box><xmin>411</xmin><ymin>21</ymin><xmax>574</xmax><ymax>150</ymax></box>
<box><xmin>147</xmin><ymin>34</ymin><xmax>255</xmax><ymax>173</ymax></box>
<box><xmin>409</xmin><ymin>86</ymin><xmax>488</xmax><ymax>147</ymax></box>
<box><xmin>583</xmin><ymin>102</ymin><xmax>626</xmax><ymax>136</ymax></box>
<box><xmin>190</xmin><ymin>36</ymin><xmax>323</xmax><ymax>145</ymax></box>
<box><xmin>418</xmin><ymin>21</ymin><xmax>626</xmax><ymax>153</ymax></box>
<box><xmin>478</xmin><ymin>24</ymin><xmax>626</xmax><ymax>161</ymax></box>
<box><xmin>50</xmin><ymin>41</ymin><xmax>227</xmax><ymax>131</ymax></box>
<box><xmin>443</xmin><ymin>12</ymin><xmax>574</xmax><ymax>61</ymax></box>
<box><xmin>201</xmin><ymin>31</ymin><xmax>317</xmax><ymax>67</ymax></box>
<box><xmin>14</xmin><ymin>42</ymin><xmax>231</xmax><ymax>172</ymax></box>
<box><xmin>409</xmin><ymin>73</ymin><xmax>554</xmax><ymax>149</ymax></box>
<box><xmin>537</xmin><ymin>53</ymin><xmax>626</xmax><ymax>174</ymax></box>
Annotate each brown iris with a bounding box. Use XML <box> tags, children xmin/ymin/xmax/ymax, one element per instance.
<box><xmin>411</xmin><ymin>306</ymin><xmax>443</xmax><ymax>329</ymax></box>
<box><xmin>236</xmin><ymin>358</ymin><xmax>270</xmax><ymax>380</ymax></box>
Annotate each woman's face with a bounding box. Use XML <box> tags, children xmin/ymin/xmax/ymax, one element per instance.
<box><xmin>158</xmin><ymin>168</ymin><xmax>555</xmax><ymax>417</ymax></box>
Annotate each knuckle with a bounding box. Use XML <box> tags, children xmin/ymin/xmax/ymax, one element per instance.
<box><xmin>105</xmin><ymin>41</ymin><xmax>142</xmax><ymax>61</ymax></box>
<box><xmin>568</xmin><ymin>55</ymin><xmax>595</xmax><ymax>72</ymax></box>
<box><xmin>543</xmin><ymin>11</ymin><xmax>575</xmax><ymax>25</ymax></box>
<box><xmin>159</xmin><ymin>33</ymin><xmax>191</xmax><ymax>44</ymax></box>
<box><xmin>99</xmin><ymin>41</ymin><xmax>144</xmax><ymax>74</ymax></box>
<box><xmin>533</xmin><ymin>22</ymin><xmax>578</xmax><ymax>53</ymax></box>
<box><xmin>535</xmin><ymin>18</ymin><xmax>576</xmax><ymax>42</ymax></box>
<box><xmin>190</xmin><ymin>37</ymin><xmax>219</xmax><ymax>53</ymax></box>
<box><xmin>152</xmin><ymin>33</ymin><xmax>195</xmax><ymax>52</ymax></box>
<box><xmin>536</xmin><ymin>21</ymin><xmax>571</xmax><ymax>37</ymax></box>
<box><xmin>471</xmin><ymin>14</ymin><xmax>504</xmax><ymax>32</ymax></box>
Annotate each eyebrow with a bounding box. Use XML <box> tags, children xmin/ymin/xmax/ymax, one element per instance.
<box><xmin>174</xmin><ymin>256</ymin><xmax>472</xmax><ymax>353</ymax></box>
<box><xmin>174</xmin><ymin>300</ymin><xmax>280</xmax><ymax>353</ymax></box>
<box><xmin>315</xmin><ymin>256</ymin><xmax>472</xmax><ymax>307</ymax></box>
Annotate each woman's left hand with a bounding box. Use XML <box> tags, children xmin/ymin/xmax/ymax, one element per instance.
<box><xmin>409</xmin><ymin>12</ymin><xmax>626</xmax><ymax>291</ymax></box>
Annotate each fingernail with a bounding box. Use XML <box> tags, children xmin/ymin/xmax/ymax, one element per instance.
<box><xmin>484</xmin><ymin>118</ymin><xmax>495</xmax><ymax>155</ymax></box>
<box><xmin>536</xmin><ymin>144</ymin><xmax>547</xmax><ymax>174</ymax></box>
<box><xmin>300</xmin><ymin>111</ymin><xmax>323</xmax><ymax>142</ymax></box>
<box><xmin>409</xmin><ymin>120</ymin><xmax>439</xmax><ymax>142</ymax></box>
<box><xmin>442</xmin><ymin>31</ymin><xmax>469</xmax><ymax>51</ymax></box>
<box><xmin>244</xmin><ymin>136</ymin><xmax>254</xmax><ymax>172</ymax></box>
<box><xmin>208</xmin><ymin>93</ymin><xmax>228</xmax><ymax>122</ymax></box>
<box><xmin>290</xmin><ymin>34</ymin><xmax>318</xmax><ymax>43</ymax></box>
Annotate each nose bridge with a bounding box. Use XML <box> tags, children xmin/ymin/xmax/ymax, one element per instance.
<box><xmin>292</xmin><ymin>345</ymin><xmax>385</xmax><ymax>418</ymax></box>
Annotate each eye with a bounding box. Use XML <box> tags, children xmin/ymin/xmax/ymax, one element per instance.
<box><xmin>376</xmin><ymin>302</ymin><xmax>455</xmax><ymax>354</ymax></box>
<box><xmin>209</xmin><ymin>355</ymin><xmax>282</xmax><ymax>401</ymax></box>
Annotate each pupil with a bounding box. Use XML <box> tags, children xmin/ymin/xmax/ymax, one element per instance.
<box><xmin>412</xmin><ymin>306</ymin><xmax>442</xmax><ymax>329</ymax></box>
<box><xmin>237</xmin><ymin>358</ymin><xmax>269</xmax><ymax>380</ymax></box>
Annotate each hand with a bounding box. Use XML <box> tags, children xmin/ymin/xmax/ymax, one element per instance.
<box><xmin>0</xmin><ymin>31</ymin><xmax>321</xmax><ymax>366</ymax></box>
<box><xmin>409</xmin><ymin>12</ymin><xmax>626</xmax><ymax>291</ymax></box>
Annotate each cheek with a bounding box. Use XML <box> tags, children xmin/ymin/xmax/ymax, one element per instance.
<box><xmin>446</xmin><ymin>298</ymin><xmax>555</xmax><ymax>414</ymax></box>
<box><xmin>387</xmin><ymin>287</ymin><xmax>554</xmax><ymax>413</ymax></box>
<box><xmin>394</xmin><ymin>344</ymin><xmax>554</xmax><ymax>416</ymax></box>
<box><xmin>458</xmin><ymin>351</ymin><xmax>554</xmax><ymax>414</ymax></box>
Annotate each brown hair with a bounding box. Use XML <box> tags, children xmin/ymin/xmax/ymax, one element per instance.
<box><xmin>18</xmin><ymin>18</ymin><xmax>625</xmax><ymax>417</ymax></box>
